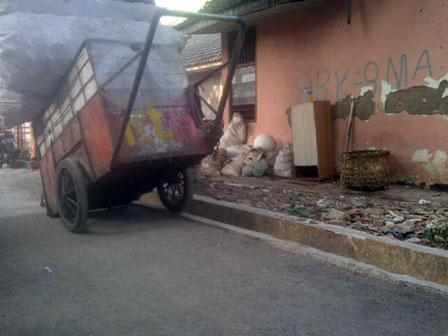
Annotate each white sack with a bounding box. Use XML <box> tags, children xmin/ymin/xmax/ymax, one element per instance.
<box><xmin>219</xmin><ymin>113</ymin><xmax>246</xmax><ymax>149</ymax></box>
<box><xmin>225</xmin><ymin>144</ymin><xmax>251</xmax><ymax>159</ymax></box>
<box><xmin>200</xmin><ymin>155</ymin><xmax>221</xmax><ymax>177</ymax></box>
<box><xmin>274</xmin><ymin>143</ymin><xmax>294</xmax><ymax>178</ymax></box>
<box><xmin>221</xmin><ymin>154</ymin><xmax>245</xmax><ymax>177</ymax></box>
<box><xmin>254</xmin><ymin>133</ymin><xmax>277</xmax><ymax>153</ymax></box>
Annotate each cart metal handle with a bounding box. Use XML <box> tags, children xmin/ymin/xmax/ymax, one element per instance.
<box><xmin>110</xmin><ymin>8</ymin><xmax>247</xmax><ymax>168</ymax></box>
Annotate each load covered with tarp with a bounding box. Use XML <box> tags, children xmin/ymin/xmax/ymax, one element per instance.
<box><xmin>0</xmin><ymin>0</ymin><xmax>187</xmax><ymax>127</ymax></box>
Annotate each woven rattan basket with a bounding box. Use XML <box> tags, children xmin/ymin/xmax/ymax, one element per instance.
<box><xmin>340</xmin><ymin>150</ymin><xmax>390</xmax><ymax>190</ymax></box>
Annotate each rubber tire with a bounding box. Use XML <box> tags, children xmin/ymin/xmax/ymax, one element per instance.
<box><xmin>56</xmin><ymin>159</ymin><xmax>88</xmax><ymax>233</ymax></box>
<box><xmin>157</xmin><ymin>167</ymin><xmax>193</xmax><ymax>213</ymax></box>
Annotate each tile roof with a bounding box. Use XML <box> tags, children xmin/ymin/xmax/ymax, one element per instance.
<box><xmin>181</xmin><ymin>33</ymin><xmax>222</xmax><ymax>68</ymax></box>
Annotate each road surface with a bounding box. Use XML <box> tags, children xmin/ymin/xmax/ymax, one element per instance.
<box><xmin>1</xmin><ymin>168</ymin><xmax>447</xmax><ymax>335</ymax></box>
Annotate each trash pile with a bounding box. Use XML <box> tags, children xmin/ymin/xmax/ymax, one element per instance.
<box><xmin>194</xmin><ymin>178</ymin><xmax>448</xmax><ymax>249</ymax></box>
<box><xmin>0</xmin><ymin>0</ymin><xmax>186</xmax><ymax>127</ymax></box>
<box><xmin>200</xmin><ymin>113</ymin><xmax>294</xmax><ymax>178</ymax></box>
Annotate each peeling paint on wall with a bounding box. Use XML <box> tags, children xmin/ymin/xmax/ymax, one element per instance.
<box><xmin>360</xmin><ymin>86</ymin><xmax>373</xmax><ymax>96</ymax></box>
<box><xmin>384</xmin><ymin>80</ymin><xmax>448</xmax><ymax>115</ymax></box>
<box><xmin>334</xmin><ymin>90</ymin><xmax>375</xmax><ymax>120</ymax></box>
<box><xmin>412</xmin><ymin>149</ymin><xmax>433</xmax><ymax>163</ymax></box>
<box><xmin>423</xmin><ymin>150</ymin><xmax>448</xmax><ymax>184</ymax></box>
<box><xmin>381</xmin><ymin>80</ymin><xmax>396</xmax><ymax>106</ymax></box>
<box><xmin>425</xmin><ymin>74</ymin><xmax>448</xmax><ymax>98</ymax></box>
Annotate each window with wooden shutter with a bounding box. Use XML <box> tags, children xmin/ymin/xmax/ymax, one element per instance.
<box><xmin>229</xmin><ymin>27</ymin><xmax>256</xmax><ymax>122</ymax></box>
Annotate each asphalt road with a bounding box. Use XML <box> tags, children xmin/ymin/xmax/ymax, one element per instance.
<box><xmin>1</xmin><ymin>168</ymin><xmax>448</xmax><ymax>336</ymax></box>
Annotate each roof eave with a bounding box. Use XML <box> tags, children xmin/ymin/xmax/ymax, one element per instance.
<box><xmin>177</xmin><ymin>0</ymin><xmax>270</xmax><ymax>34</ymax></box>
<box><xmin>177</xmin><ymin>0</ymin><xmax>332</xmax><ymax>34</ymax></box>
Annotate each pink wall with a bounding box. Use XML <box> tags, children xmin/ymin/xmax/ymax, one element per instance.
<box><xmin>238</xmin><ymin>0</ymin><xmax>448</xmax><ymax>185</ymax></box>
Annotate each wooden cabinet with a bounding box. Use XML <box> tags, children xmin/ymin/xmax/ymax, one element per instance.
<box><xmin>290</xmin><ymin>101</ymin><xmax>333</xmax><ymax>180</ymax></box>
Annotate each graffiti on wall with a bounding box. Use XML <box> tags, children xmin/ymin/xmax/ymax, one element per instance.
<box><xmin>295</xmin><ymin>48</ymin><xmax>448</xmax><ymax>119</ymax></box>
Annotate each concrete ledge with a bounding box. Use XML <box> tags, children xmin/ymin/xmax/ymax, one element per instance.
<box><xmin>186</xmin><ymin>195</ymin><xmax>448</xmax><ymax>285</ymax></box>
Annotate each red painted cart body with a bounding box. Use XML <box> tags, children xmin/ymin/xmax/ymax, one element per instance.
<box><xmin>33</xmin><ymin>9</ymin><xmax>246</xmax><ymax>231</ymax></box>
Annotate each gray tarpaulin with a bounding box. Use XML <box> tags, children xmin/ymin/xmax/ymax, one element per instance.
<box><xmin>0</xmin><ymin>0</ymin><xmax>187</xmax><ymax>127</ymax></box>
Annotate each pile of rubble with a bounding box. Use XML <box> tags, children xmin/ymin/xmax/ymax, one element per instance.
<box><xmin>200</xmin><ymin>113</ymin><xmax>293</xmax><ymax>179</ymax></box>
<box><xmin>194</xmin><ymin>177</ymin><xmax>448</xmax><ymax>249</ymax></box>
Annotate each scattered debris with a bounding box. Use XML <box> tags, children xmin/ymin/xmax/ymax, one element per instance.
<box><xmin>327</xmin><ymin>209</ymin><xmax>348</xmax><ymax>221</ymax></box>
<box><xmin>224</xmin><ymin>183</ymin><xmax>256</xmax><ymax>189</ymax></box>
<box><xmin>382</xmin><ymin>221</ymin><xmax>395</xmax><ymax>233</ymax></box>
<box><xmin>195</xmin><ymin>175</ymin><xmax>448</xmax><ymax>250</ymax></box>
<box><xmin>392</xmin><ymin>215</ymin><xmax>405</xmax><ymax>224</ymax></box>
<box><xmin>424</xmin><ymin>220</ymin><xmax>448</xmax><ymax>248</ymax></box>
<box><xmin>416</xmin><ymin>209</ymin><xmax>429</xmax><ymax>215</ymax></box>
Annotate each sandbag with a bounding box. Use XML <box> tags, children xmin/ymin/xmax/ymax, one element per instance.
<box><xmin>241</xmin><ymin>165</ymin><xmax>254</xmax><ymax>177</ymax></box>
<box><xmin>0</xmin><ymin>1</ymin><xmax>187</xmax><ymax>127</ymax></box>
<box><xmin>254</xmin><ymin>133</ymin><xmax>276</xmax><ymax>153</ymax></box>
<box><xmin>250</xmin><ymin>159</ymin><xmax>269</xmax><ymax>177</ymax></box>
<box><xmin>200</xmin><ymin>155</ymin><xmax>221</xmax><ymax>177</ymax></box>
<box><xmin>274</xmin><ymin>143</ymin><xmax>294</xmax><ymax>178</ymax></box>
<box><xmin>218</xmin><ymin>113</ymin><xmax>246</xmax><ymax>149</ymax></box>
<box><xmin>225</xmin><ymin>144</ymin><xmax>251</xmax><ymax>159</ymax></box>
<box><xmin>221</xmin><ymin>154</ymin><xmax>245</xmax><ymax>177</ymax></box>
<box><xmin>243</xmin><ymin>148</ymin><xmax>263</xmax><ymax>166</ymax></box>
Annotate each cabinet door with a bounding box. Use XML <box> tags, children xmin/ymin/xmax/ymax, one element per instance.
<box><xmin>290</xmin><ymin>102</ymin><xmax>318</xmax><ymax>166</ymax></box>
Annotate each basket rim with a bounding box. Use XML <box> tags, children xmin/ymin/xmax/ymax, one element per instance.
<box><xmin>341</xmin><ymin>149</ymin><xmax>390</xmax><ymax>157</ymax></box>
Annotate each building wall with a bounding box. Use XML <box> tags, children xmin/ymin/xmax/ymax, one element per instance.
<box><xmin>242</xmin><ymin>0</ymin><xmax>448</xmax><ymax>185</ymax></box>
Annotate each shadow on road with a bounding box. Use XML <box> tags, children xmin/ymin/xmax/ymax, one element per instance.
<box><xmin>82</xmin><ymin>204</ymin><xmax>181</xmax><ymax>236</ymax></box>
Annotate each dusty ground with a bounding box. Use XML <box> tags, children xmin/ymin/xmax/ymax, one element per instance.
<box><xmin>0</xmin><ymin>168</ymin><xmax>41</xmax><ymax>217</ymax></box>
<box><xmin>194</xmin><ymin>174</ymin><xmax>448</xmax><ymax>249</ymax></box>
<box><xmin>2</xmin><ymin>168</ymin><xmax>448</xmax><ymax>335</ymax></box>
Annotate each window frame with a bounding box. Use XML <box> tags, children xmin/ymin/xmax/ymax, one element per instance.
<box><xmin>229</xmin><ymin>26</ymin><xmax>257</xmax><ymax>123</ymax></box>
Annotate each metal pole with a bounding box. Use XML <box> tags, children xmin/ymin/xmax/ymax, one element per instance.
<box><xmin>110</xmin><ymin>8</ymin><xmax>166</xmax><ymax>168</ymax></box>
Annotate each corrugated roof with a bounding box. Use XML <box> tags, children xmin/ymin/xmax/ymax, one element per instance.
<box><xmin>181</xmin><ymin>33</ymin><xmax>222</xmax><ymax>68</ymax></box>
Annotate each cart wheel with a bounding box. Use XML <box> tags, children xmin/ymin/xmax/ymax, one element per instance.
<box><xmin>157</xmin><ymin>167</ymin><xmax>193</xmax><ymax>213</ymax></box>
<box><xmin>56</xmin><ymin>159</ymin><xmax>88</xmax><ymax>233</ymax></box>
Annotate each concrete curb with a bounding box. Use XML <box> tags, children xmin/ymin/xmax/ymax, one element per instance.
<box><xmin>186</xmin><ymin>195</ymin><xmax>448</xmax><ymax>286</ymax></box>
